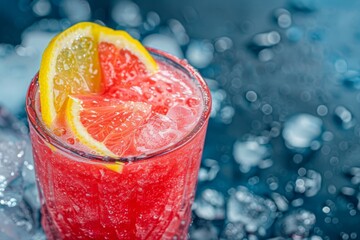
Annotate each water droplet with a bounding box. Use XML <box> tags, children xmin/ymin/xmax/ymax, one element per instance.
<box><xmin>334</xmin><ymin>106</ymin><xmax>355</xmax><ymax>129</ymax></box>
<box><xmin>245</xmin><ymin>90</ymin><xmax>258</xmax><ymax>103</ymax></box>
<box><xmin>301</xmin><ymin>91</ymin><xmax>312</xmax><ymax>102</ymax></box>
<box><xmin>293</xmin><ymin>153</ymin><xmax>303</xmax><ymax>164</ymax></box>
<box><xmin>214</xmin><ymin>37</ymin><xmax>233</xmax><ymax>52</ymax></box>
<box><xmin>220</xmin><ymin>106</ymin><xmax>235</xmax><ymax>124</ymax></box>
<box><xmin>346</xmin><ymin>167</ymin><xmax>360</xmax><ymax>185</ymax></box>
<box><xmin>168</xmin><ymin>19</ymin><xmax>189</xmax><ymax>46</ymax></box>
<box><xmin>291</xmin><ymin>198</ymin><xmax>304</xmax><ymax>207</ymax></box>
<box><xmin>322</xmin><ymin>206</ymin><xmax>330</xmax><ymax>214</ymax></box>
<box><xmin>286</xmin><ymin>26</ymin><xmax>304</xmax><ymax>42</ymax></box>
<box><xmin>258</xmin><ymin>49</ymin><xmax>275</xmax><ymax>62</ymax></box>
<box><xmin>186</xmin><ymin>40</ymin><xmax>214</xmax><ymax>68</ymax></box>
<box><xmin>67</xmin><ymin>138</ymin><xmax>75</xmax><ymax>145</ymax></box>
<box><xmin>317</xmin><ymin>105</ymin><xmax>328</xmax><ymax>116</ymax></box>
<box><xmin>274</xmin><ymin>8</ymin><xmax>292</xmax><ymax>28</ymax></box>
<box><xmin>295</xmin><ymin>169</ymin><xmax>322</xmax><ymax>197</ymax></box>
<box><xmin>145</xmin><ymin>11</ymin><xmax>160</xmax><ymax>29</ymax></box>
<box><xmin>271</xmin><ymin>193</ymin><xmax>289</xmax><ymax>212</ymax></box>
<box><xmin>335</xmin><ymin>59</ymin><xmax>348</xmax><ymax>73</ymax></box>
<box><xmin>283</xmin><ymin>114</ymin><xmax>323</xmax><ymax>152</ymax></box>
<box><xmin>341</xmin><ymin>187</ymin><xmax>356</xmax><ymax>196</ymax></box>
<box><xmin>210</xmin><ymin>88</ymin><xmax>227</xmax><ymax>118</ymax></box>
<box><xmin>261</xmin><ymin>104</ymin><xmax>273</xmax><ymax>115</ymax></box>
<box><xmin>233</xmin><ymin>136</ymin><xmax>271</xmax><ymax>173</ymax></box>
<box><xmin>251</xmin><ymin>31</ymin><xmax>281</xmax><ymax>48</ymax></box>
<box><xmin>322</xmin><ymin>131</ymin><xmax>334</xmax><ymax>142</ymax></box>
<box><xmin>53</xmin><ymin>127</ymin><xmax>66</xmax><ymax>137</ymax></box>
<box><xmin>60</xmin><ymin>0</ymin><xmax>91</xmax><ymax>23</ymax></box>
<box><xmin>111</xmin><ymin>0</ymin><xmax>142</xmax><ymax>27</ymax></box>
<box><xmin>32</xmin><ymin>0</ymin><xmax>51</xmax><ymax>17</ymax></box>
<box><xmin>341</xmin><ymin>233</ymin><xmax>350</xmax><ymax>240</ymax></box>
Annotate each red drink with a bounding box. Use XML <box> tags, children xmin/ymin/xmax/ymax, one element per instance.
<box><xmin>26</xmin><ymin>48</ymin><xmax>211</xmax><ymax>239</ymax></box>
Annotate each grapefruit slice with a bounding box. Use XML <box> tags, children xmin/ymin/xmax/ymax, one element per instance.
<box><xmin>39</xmin><ymin>22</ymin><xmax>158</xmax><ymax>128</ymax></box>
<box><xmin>97</xmin><ymin>26</ymin><xmax>158</xmax><ymax>90</ymax></box>
<box><xmin>65</xmin><ymin>95</ymin><xmax>152</xmax><ymax>157</ymax></box>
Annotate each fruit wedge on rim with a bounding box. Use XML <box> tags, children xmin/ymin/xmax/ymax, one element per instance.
<box><xmin>38</xmin><ymin>22</ymin><xmax>158</xmax><ymax>157</ymax></box>
<box><xmin>65</xmin><ymin>95</ymin><xmax>152</xmax><ymax>158</ymax></box>
<box><xmin>39</xmin><ymin>22</ymin><xmax>158</xmax><ymax>128</ymax></box>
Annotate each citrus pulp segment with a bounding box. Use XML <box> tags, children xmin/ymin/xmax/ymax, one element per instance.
<box><xmin>97</xmin><ymin>26</ymin><xmax>158</xmax><ymax>90</ymax></box>
<box><xmin>65</xmin><ymin>95</ymin><xmax>152</xmax><ymax>157</ymax></box>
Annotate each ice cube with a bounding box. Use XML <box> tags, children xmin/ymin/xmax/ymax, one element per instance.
<box><xmin>276</xmin><ymin>209</ymin><xmax>316</xmax><ymax>238</ymax></box>
<box><xmin>233</xmin><ymin>136</ymin><xmax>271</xmax><ymax>173</ymax></box>
<box><xmin>0</xmin><ymin>107</ymin><xmax>41</xmax><ymax>238</ymax></box>
<box><xmin>0</xmin><ymin>141</ymin><xmax>25</xmax><ymax>207</ymax></box>
<box><xmin>282</xmin><ymin>114</ymin><xmax>323</xmax><ymax>152</ymax></box>
<box><xmin>0</xmin><ymin>207</ymin><xmax>31</xmax><ymax>240</ymax></box>
<box><xmin>221</xmin><ymin>222</ymin><xmax>246</xmax><ymax>240</ymax></box>
<box><xmin>135</xmin><ymin>113</ymin><xmax>180</xmax><ymax>152</ymax></box>
<box><xmin>0</xmin><ymin>47</ymin><xmax>36</xmax><ymax>114</ymax></box>
<box><xmin>0</xmin><ymin>200</ymin><xmax>45</xmax><ymax>240</ymax></box>
<box><xmin>294</xmin><ymin>169</ymin><xmax>322</xmax><ymax>197</ymax></box>
<box><xmin>167</xmin><ymin>104</ymin><xmax>197</xmax><ymax>131</ymax></box>
<box><xmin>189</xmin><ymin>221</ymin><xmax>219</xmax><ymax>240</ymax></box>
<box><xmin>227</xmin><ymin>187</ymin><xmax>277</xmax><ymax>235</ymax></box>
<box><xmin>198</xmin><ymin>158</ymin><xmax>220</xmax><ymax>182</ymax></box>
<box><xmin>193</xmin><ymin>188</ymin><xmax>225</xmax><ymax>220</ymax></box>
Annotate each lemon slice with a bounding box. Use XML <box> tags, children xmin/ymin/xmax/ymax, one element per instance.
<box><xmin>39</xmin><ymin>22</ymin><xmax>102</xmax><ymax>127</ymax></box>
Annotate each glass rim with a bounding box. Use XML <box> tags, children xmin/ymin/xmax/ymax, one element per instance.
<box><xmin>26</xmin><ymin>47</ymin><xmax>212</xmax><ymax>163</ymax></box>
